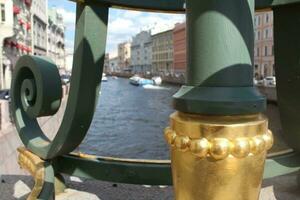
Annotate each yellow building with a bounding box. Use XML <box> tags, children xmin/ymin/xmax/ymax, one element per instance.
<box><xmin>118</xmin><ymin>42</ymin><xmax>131</xmax><ymax>71</ymax></box>
<box><xmin>152</xmin><ymin>29</ymin><xmax>173</xmax><ymax>75</ymax></box>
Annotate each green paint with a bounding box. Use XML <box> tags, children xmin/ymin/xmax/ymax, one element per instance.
<box><xmin>273</xmin><ymin>4</ymin><xmax>300</xmax><ymax>151</ymax></box>
<box><xmin>68</xmin><ymin>0</ymin><xmax>300</xmax><ymax>11</ymax></box>
<box><xmin>54</xmin><ymin>154</ymin><xmax>172</xmax><ymax>185</ymax></box>
<box><xmin>264</xmin><ymin>152</ymin><xmax>300</xmax><ymax>179</ymax></box>
<box><xmin>69</xmin><ymin>0</ymin><xmax>185</xmax><ymax>12</ymax></box>
<box><xmin>173</xmin><ymin>0</ymin><xmax>265</xmax><ymax>115</ymax></box>
<box><xmin>52</xmin><ymin>152</ymin><xmax>300</xmax><ymax>185</ymax></box>
<box><xmin>256</xmin><ymin>0</ymin><xmax>300</xmax><ymax>9</ymax></box>
<box><xmin>11</xmin><ymin>2</ymin><xmax>109</xmax><ymax>159</ymax></box>
<box><xmin>38</xmin><ymin>162</ymin><xmax>55</xmax><ymax>200</ymax></box>
<box><xmin>173</xmin><ymin>86</ymin><xmax>265</xmax><ymax>115</ymax></box>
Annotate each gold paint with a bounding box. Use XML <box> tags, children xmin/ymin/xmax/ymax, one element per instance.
<box><xmin>210</xmin><ymin>138</ymin><xmax>231</xmax><ymax>160</ymax></box>
<box><xmin>263</xmin><ymin>130</ymin><xmax>274</xmax><ymax>150</ymax></box>
<box><xmin>250</xmin><ymin>136</ymin><xmax>266</xmax><ymax>155</ymax></box>
<box><xmin>174</xmin><ymin>135</ymin><xmax>190</xmax><ymax>151</ymax></box>
<box><xmin>165</xmin><ymin>128</ymin><xmax>273</xmax><ymax>159</ymax></box>
<box><xmin>164</xmin><ymin>127</ymin><xmax>176</xmax><ymax>146</ymax></box>
<box><xmin>232</xmin><ymin>138</ymin><xmax>250</xmax><ymax>158</ymax></box>
<box><xmin>190</xmin><ymin>138</ymin><xmax>209</xmax><ymax>158</ymax></box>
<box><xmin>165</xmin><ymin>112</ymin><xmax>273</xmax><ymax>200</ymax></box>
<box><xmin>17</xmin><ymin>147</ymin><xmax>46</xmax><ymax>200</ymax></box>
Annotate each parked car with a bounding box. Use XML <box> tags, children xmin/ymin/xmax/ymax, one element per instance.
<box><xmin>61</xmin><ymin>74</ymin><xmax>71</xmax><ymax>85</ymax></box>
<box><xmin>0</xmin><ymin>89</ymin><xmax>10</xmax><ymax>100</ymax></box>
<box><xmin>263</xmin><ymin>76</ymin><xmax>276</xmax><ymax>86</ymax></box>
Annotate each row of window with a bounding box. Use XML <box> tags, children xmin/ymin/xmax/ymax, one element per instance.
<box><xmin>255</xmin><ymin>28</ymin><xmax>272</xmax><ymax>40</ymax></box>
<box><xmin>255</xmin><ymin>45</ymin><xmax>274</xmax><ymax>57</ymax></box>
<box><xmin>152</xmin><ymin>52</ymin><xmax>173</xmax><ymax>61</ymax></box>
<box><xmin>32</xmin><ymin>0</ymin><xmax>46</xmax><ymax>16</ymax></box>
<box><xmin>134</xmin><ymin>49</ymin><xmax>150</xmax><ymax>55</ymax></box>
<box><xmin>254</xmin><ymin>64</ymin><xmax>275</xmax><ymax>77</ymax></box>
<box><xmin>152</xmin><ymin>45</ymin><xmax>173</xmax><ymax>52</ymax></box>
<box><xmin>255</xmin><ymin>13</ymin><xmax>272</xmax><ymax>26</ymax></box>
<box><xmin>133</xmin><ymin>56</ymin><xmax>149</xmax><ymax>61</ymax></box>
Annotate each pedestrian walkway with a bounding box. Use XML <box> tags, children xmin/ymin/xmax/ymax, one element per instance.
<box><xmin>1</xmin><ymin>172</ymin><xmax>299</xmax><ymax>200</ymax></box>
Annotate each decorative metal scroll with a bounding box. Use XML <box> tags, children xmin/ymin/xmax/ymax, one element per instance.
<box><xmin>11</xmin><ymin>3</ymin><xmax>109</xmax><ymax>159</ymax></box>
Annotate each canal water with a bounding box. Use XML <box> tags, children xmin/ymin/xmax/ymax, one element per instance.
<box><xmin>79</xmin><ymin>77</ymin><xmax>178</xmax><ymax>159</ymax></box>
<box><xmin>79</xmin><ymin>77</ymin><xmax>289</xmax><ymax>159</ymax></box>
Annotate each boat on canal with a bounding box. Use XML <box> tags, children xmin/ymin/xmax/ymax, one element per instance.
<box><xmin>129</xmin><ymin>75</ymin><xmax>162</xmax><ymax>86</ymax></box>
<box><xmin>102</xmin><ymin>73</ymin><xmax>108</xmax><ymax>82</ymax></box>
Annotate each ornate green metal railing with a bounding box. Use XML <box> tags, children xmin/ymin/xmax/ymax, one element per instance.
<box><xmin>10</xmin><ymin>0</ymin><xmax>300</xmax><ymax>199</ymax></box>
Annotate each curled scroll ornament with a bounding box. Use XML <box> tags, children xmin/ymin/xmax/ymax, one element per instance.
<box><xmin>11</xmin><ymin>56</ymin><xmax>63</xmax><ymax>158</ymax></box>
<box><xmin>11</xmin><ymin>2</ymin><xmax>109</xmax><ymax>159</ymax></box>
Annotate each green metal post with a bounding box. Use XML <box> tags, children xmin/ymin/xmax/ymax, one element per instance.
<box><xmin>273</xmin><ymin>4</ymin><xmax>300</xmax><ymax>152</ymax></box>
<box><xmin>173</xmin><ymin>0</ymin><xmax>266</xmax><ymax>115</ymax></box>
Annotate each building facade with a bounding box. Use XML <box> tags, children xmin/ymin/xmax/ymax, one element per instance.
<box><xmin>103</xmin><ymin>53</ymin><xmax>109</xmax><ymax>73</ymax></box>
<box><xmin>1</xmin><ymin>0</ymin><xmax>32</xmax><ymax>89</ymax></box>
<box><xmin>173</xmin><ymin>23</ymin><xmax>186</xmax><ymax>77</ymax></box>
<box><xmin>254</xmin><ymin>11</ymin><xmax>274</xmax><ymax>79</ymax></box>
<box><xmin>32</xmin><ymin>0</ymin><xmax>47</xmax><ymax>56</ymax></box>
<box><xmin>117</xmin><ymin>42</ymin><xmax>131</xmax><ymax>71</ymax></box>
<box><xmin>48</xmin><ymin>8</ymin><xmax>65</xmax><ymax>71</ymax></box>
<box><xmin>152</xmin><ymin>29</ymin><xmax>173</xmax><ymax>75</ymax></box>
<box><xmin>109</xmin><ymin>56</ymin><xmax>118</xmax><ymax>72</ymax></box>
<box><xmin>0</xmin><ymin>0</ymin><xmax>14</xmax><ymax>89</ymax></box>
<box><xmin>130</xmin><ymin>31</ymin><xmax>152</xmax><ymax>74</ymax></box>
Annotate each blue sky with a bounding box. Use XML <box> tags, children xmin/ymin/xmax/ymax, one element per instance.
<box><xmin>48</xmin><ymin>0</ymin><xmax>185</xmax><ymax>55</ymax></box>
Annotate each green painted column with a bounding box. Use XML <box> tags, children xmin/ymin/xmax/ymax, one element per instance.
<box><xmin>273</xmin><ymin>4</ymin><xmax>300</xmax><ymax>152</ymax></box>
<box><xmin>173</xmin><ymin>0</ymin><xmax>266</xmax><ymax>115</ymax></box>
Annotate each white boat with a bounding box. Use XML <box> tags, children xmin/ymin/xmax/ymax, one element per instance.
<box><xmin>129</xmin><ymin>75</ymin><xmax>141</xmax><ymax>86</ymax></box>
<box><xmin>102</xmin><ymin>73</ymin><xmax>108</xmax><ymax>82</ymax></box>
<box><xmin>129</xmin><ymin>75</ymin><xmax>154</xmax><ymax>86</ymax></box>
<box><xmin>152</xmin><ymin>76</ymin><xmax>162</xmax><ymax>85</ymax></box>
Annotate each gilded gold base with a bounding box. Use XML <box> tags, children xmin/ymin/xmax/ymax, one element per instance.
<box><xmin>165</xmin><ymin>112</ymin><xmax>273</xmax><ymax>200</ymax></box>
<box><xmin>17</xmin><ymin>147</ymin><xmax>46</xmax><ymax>200</ymax></box>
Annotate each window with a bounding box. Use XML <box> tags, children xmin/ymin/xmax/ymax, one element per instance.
<box><xmin>1</xmin><ymin>4</ymin><xmax>5</xmax><ymax>22</ymax></box>
<box><xmin>266</xmin><ymin>14</ymin><xmax>269</xmax><ymax>23</ymax></box>
<box><xmin>257</xmin><ymin>31</ymin><xmax>260</xmax><ymax>40</ymax></box>
<box><xmin>265</xmin><ymin>29</ymin><xmax>268</xmax><ymax>38</ymax></box>
<box><xmin>257</xmin><ymin>48</ymin><xmax>260</xmax><ymax>56</ymax></box>
<box><xmin>265</xmin><ymin>46</ymin><xmax>268</xmax><ymax>56</ymax></box>
<box><xmin>264</xmin><ymin>64</ymin><xmax>268</xmax><ymax>76</ymax></box>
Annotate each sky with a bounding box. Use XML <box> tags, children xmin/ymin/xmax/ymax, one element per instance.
<box><xmin>48</xmin><ymin>0</ymin><xmax>185</xmax><ymax>56</ymax></box>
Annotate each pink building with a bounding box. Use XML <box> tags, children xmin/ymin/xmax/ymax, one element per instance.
<box><xmin>254</xmin><ymin>11</ymin><xmax>274</xmax><ymax>79</ymax></box>
<box><xmin>173</xmin><ymin>22</ymin><xmax>186</xmax><ymax>76</ymax></box>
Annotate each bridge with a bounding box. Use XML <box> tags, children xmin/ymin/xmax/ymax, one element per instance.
<box><xmin>8</xmin><ymin>0</ymin><xmax>300</xmax><ymax>199</ymax></box>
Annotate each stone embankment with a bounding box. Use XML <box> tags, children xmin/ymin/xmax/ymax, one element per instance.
<box><xmin>108</xmin><ymin>72</ymin><xmax>278</xmax><ymax>100</ymax></box>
